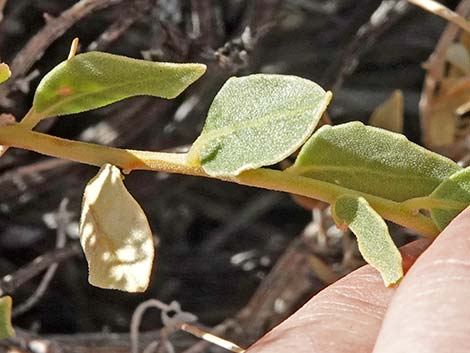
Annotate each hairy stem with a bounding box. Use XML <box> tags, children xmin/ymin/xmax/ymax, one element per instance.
<box><xmin>0</xmin><ymin>124</ymin><xmax>439</xmax><ymax>238</ymax></box>
<box><xmin>236</xmin><ymin>169</ymin><xmax>438</xmax><ymax>237</ymax></box>
<box><xmin>18</xmin><ymin>108</ymin><xmax>44</xmax><ymax>129</ymax></box>
<box><xmin>403</xmin><ymin>196</ymin><xmax>467</xmax><ymax>211</ymax></box>
<box><xmin>0</xmin><ymin>124</ymin><xmax>202</xmax><ymax>176</ymax></box>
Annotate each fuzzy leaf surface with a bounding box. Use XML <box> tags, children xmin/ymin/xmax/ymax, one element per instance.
<box><xmin>289</xmin><ymin>122</ymin><xmax>460</xmax><ymax>202</ymax></box>
<box><xmin>333</xmin><ymin>195</ymin><xmax>403</xmax><ymax>286</ymax></box>
<box><xmin>430</xmin><ymin>167</ymin><xmax>470</xmax><ymax>230</ymax></box>
<box><xmin>190</xmin><ymin>74</ymin><xmax>331</xmax><ymax>176</ymax></box>
<box><xmin>0</xmin><ymin>296</ymin><xmax>14</xmax><ymax>339</ymax></box>
<box><xmin>33</xmin><ymin>52</ymin><xmax>206</xmax><ymax>118</ymax></box>
<box><xmin>79</xmin><ymin>164</ymin><xmax>154</xmax><ymax>292</ymax></box>
<box><xmin>0</xmin><ymin>63</ymin><xmax>10</xmax><ymax>84</ymax></box>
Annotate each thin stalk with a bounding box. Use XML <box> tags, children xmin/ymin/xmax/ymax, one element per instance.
<box><xmin>236</xmin><ymin>169</ymin><xmax>439</xmax><ymax>237</ymax></box>
<box><xmin>0</xmin><ymin>124</ymin><xmax>439</xmax><ymax>238</ymax></box>
<box><xmin>0</xmin><ymin>107</ymin><xmax>43</xmax><ymax>158</ymax></box>
<box><xmin>0</xmin><ymin>124</ymin><xmax>203</xmax><ymax>176</ymax></box>
<box><xmin>403</xmin><ymin>196</ymin><xmax>467</xmax><ymax>211</ymax></box>
<box><xmin>18</xmin><ymin>108</ymin><xmax>44</xmax><ymax>129</ymax></box>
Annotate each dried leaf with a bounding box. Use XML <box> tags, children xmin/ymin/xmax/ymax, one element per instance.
<box><xmin>79</xmin><ymin>164</ymin><xmax>154</xmax><ymax>292</ymax></box>
<box><xmin>369</xmin><ymin>90</ymin><xmax>404</xmax><ymax>133</ymax></box>
<box><xmin>422</xmin><ymin>30</ymin><xmax>470</xmax><ymax>150</ymax></box>
<box><xmin>445</xmin><ymin>43</ymin><xmax>470</xmax><ymax>75</ymax></box>
<box><xmin>426</xmin><ymin>79</ymin><xmax>470</xmax><ymax>147</ymax></box>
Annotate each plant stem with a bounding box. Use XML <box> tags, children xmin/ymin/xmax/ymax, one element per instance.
<box><xmin>236</xmin><ymin>169</ymin><xmax>439</xmax><ymax>237</ymax></box>
<box><xmin>0</xmin><ymin>108</ymin><xmax>43</xmax><ymax>158</ymax></box>
<box><xmin>18</xmin><ymin>108</ymin><xmax>44</xmax><ymax>129</ymax></box>
<box><xmin>403</xmin><ymin>196</ymin><xmax>467</xmax><ymax>211</ymax></box>
<box><xmin>0</xmin><ymin>124</ymin><xmax>202</xmax><ymax>176</ymax></box>
<box><xmin>0</xmin><ymin>124</ymin><xmax>440</xmax><ymax>238</ymax></box>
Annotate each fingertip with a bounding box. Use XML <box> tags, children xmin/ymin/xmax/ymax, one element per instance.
<box><xmin>247</xmin><ymin>238</ymin><xmax>431</xmax><ymax>353</ymax></box>
<box><xmin>374</xmin><ymin>207</ymin><xmax>470</xmax><ymax>353</ymax></box>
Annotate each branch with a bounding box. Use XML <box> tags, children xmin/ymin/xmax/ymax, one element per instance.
<box><xmin>0</xmin><ymin>243</ymin><xmax>81</xmax><ymax>296</ymax></box>
<box><xmin>0</xmin><ymin>124</ymin><xmax>439</xmax><ymax>237</ymax></box>
<box><xmin>407</xmin><ymin>0</ymin><xmax>470</xmax><ymax>32</ymax></box>
<box><xmin>0</xmin><ymin>0</ymin><xmax>7</xmax><ymax>23</ymax></box>
<box><xmin>87</xmin><ymin>0</ymin><xmax>153</xmax><ymax>51</ymax></box>
<box><xmin>182</xmin><ymin>213</ymin><xmax>342</xmax><ymax>353</ymax></box>
<box><xmin>324</xmin><ymin>0</ymin><xmax>411</xmax><ymax>91</ymax></box>
<box><xmin>12</xmin><ymin>199</ymin><xmax>70</xmax><ymax>317</ymax></box>
<box><xmin>420</xmin><ymin>0</ymin><xmax>470</xmax><ymax>148</ymax></box>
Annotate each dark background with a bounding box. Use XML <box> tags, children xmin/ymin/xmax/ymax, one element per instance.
<box><xmin>0</xmin><ymin>0</ymin><xmax>464</xmax><ymax>352</ymax></box>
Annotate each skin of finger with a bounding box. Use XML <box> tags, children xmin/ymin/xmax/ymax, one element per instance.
<box><xmin>246</xmin><ymin>238</ymin><xmax>431</xmax><ymax>353</ymax></box>
<box><xmin>374</xmin><ymin>207</ymin><xmax>470</xmax><ymax>353</ymax></box>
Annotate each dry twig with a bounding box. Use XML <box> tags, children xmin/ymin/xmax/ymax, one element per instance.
<box><xmin>407</xmin><ymin>0</ymin><xmax>470</xmax><ymax>32</ymax></box>
<box><xmin>0</xmin><ymin>244</ymin><xmax>81</xmax><ymax>296</ymax></box>
<box><xmin>12</xmin><ymin>199</ymin><xmax>70</xmax><ymax>317</ymax></box>
<box><xmin>182</xmin><ymin>210</ymin><xmax>344</xmax><ymax>353</ymax></box>
<box><xmin>87</xmin><ymin>0</ymin><xmax>153</xmax><ymax>51</ymax></box>
<box><xmin>419</xmin><ymin>0</ymin><xmax>470</xmax><ymax>149</ymax></box>
<box><xmin>0</xmin><ymin>0</ymin><xmax>124</xmax><ymax>104</ymax></box>
<box><xmin>329</xmin><ymin>0</ymin><xmax>410</xmax><ymax>92</ymax></box>
<box><xmin>0</xmin><ymin>0</ymin><xmax>7</xmax><ymax>23</ymax></box>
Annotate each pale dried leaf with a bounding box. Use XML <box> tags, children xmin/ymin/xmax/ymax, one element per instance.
<box><xmin>445</xmin><ymin>43</ymin><xmax>470</xmax><ymax>75</ymax></box>
<box><xmin>369</xmin><ymin>90</ymin><xmax>404</xmax><ymax>133</ymax></box>
<box><xmin>462</xmin><ymin>32</ymin><xmax>470</xmax><ymax>50</ymax></box>
<box><xmin>79</xmin><ymin>164</ymin><xmax>154</xmax><ymax>292</ymax></box>
<box><xmin>427</xmin><ymin>79</ymin><xmax>470</xmax><ymax>147</ymax></box>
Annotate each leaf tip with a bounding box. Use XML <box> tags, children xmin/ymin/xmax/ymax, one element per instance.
<box><xmin>383</xmin><ymin>270</ymin><xmax>403</xmax><ymax>287</ymax></box>
<box><xmin>195</xmin><ymin>63</ymin><xmax>207</xmax><ymax>75</ymax></box>
<box><xmin>333</xmin><ymin>195</ymin><xmax>404</xmax><ymax>287</ymax></box>
<box><xmin>325</xmin><ymin>90</ymin><xmax>333</xmax><ymax>104</ymax></box>
<box><xmin>178</xmin><ymin>63</ymin><xmax>206</xmax><ymax>92</ymax></box>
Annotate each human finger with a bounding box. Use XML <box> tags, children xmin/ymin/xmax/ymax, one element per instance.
<box><xmin>374</xmin><ymin>207</ymin><xmax>470</xmax><ymax>353</ymax></box>
<box><xmin>247</xmin><ymin>238</ymin><xmax>431</xmax><ymax>353</ymax></box>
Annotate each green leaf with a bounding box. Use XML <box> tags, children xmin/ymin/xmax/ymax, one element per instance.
<box><xmin>188</xmin><ymin>74</ymin><xmax>332</xmax><ymax>176</ymax></box>
<box><xmin>288</xmin><ymin>122</ymin><xmax>460</xmax><ymax>202</ymax></box>
<box><xmin>332</xmin><ymin>195</ymin><xmax>403</xmax><ymax>286</ymax></box>
<box><xmin>79</xmin><ymin>164</ymin><xmax>154</xmax><ymax>292</ymax></box>
<box><xmin>430</xmin><ymin>167</ymin><xmax>470</xmax><ymax>230</ymax></box>
<box><xmin>0</xmin><ymin>296</ymin><xmax>14</xmax><ymax>339</ymax></box>
<box><xmin>33</xmin><ymin>52</ymin><xmax>206</xmax><ymax>118</ymax></box>
<box><xmin>0</xmin><ymin>63</ymin><xmax>11</xmax><ymax>85</ymax></box>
